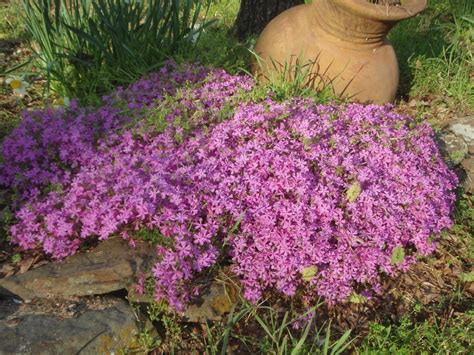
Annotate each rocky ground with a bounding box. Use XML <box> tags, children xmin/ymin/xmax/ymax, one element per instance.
<box><xmin>0</xmin><ymin>238</ymin><xmax>240</xmax><ymax>354</ymax></box>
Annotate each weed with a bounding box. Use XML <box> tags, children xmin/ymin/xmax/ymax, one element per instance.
<box><xmin>251</xmin><ymin>51</ymin><xmax>340</xmax><ymax>104</ymax></box>
<box><xmin>134</xmin><ymin>327</ymin><xmax>162</xmax><ymax>353</ymax></box>
<box><xmin>10</xmin><ymin>253</ymin><xmax>21</xmax><ymax>264</ymax></box>
<box><xmin>147</xmin><ymin>301</ymin><xmax>184</xmax><ymax>349</ymax></box>
<box><xmin>196</xmin><ymin>303</ymin><xmax>253</xmax><ymax>355</ymax></box>
<box><xmin>248</xmin><ymin>301</ymin><xmax>354</xmax><ymax>355</ymax></box>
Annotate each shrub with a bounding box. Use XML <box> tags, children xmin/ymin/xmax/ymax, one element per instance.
<box><xmin>1</xmin><ymin>64</ymin><xmax>457</xmax><ymax>311</ymax></box>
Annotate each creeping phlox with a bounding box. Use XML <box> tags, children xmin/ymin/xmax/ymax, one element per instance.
<box><xmin>1</xmin><ymin>63</ymin><xmax>457</xmax><ymax>311</ymax></box>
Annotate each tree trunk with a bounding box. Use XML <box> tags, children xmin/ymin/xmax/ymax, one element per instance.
<box><xmin>235</xmin><ymin>0</ymin><xmax>304</xmax><ymax>40</ymax></box>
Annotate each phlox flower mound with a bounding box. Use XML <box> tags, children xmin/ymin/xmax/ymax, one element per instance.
<box><xmin>0</xmin><ymin>61</ymin><xmax>209</xmax><ymax>201</ymax></box>
<box><xmin>1</xmin><ymin>65</ymin><xmax>458</xmax><ymax>311</ymax></box>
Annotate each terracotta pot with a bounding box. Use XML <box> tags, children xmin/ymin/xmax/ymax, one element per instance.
<box><xmin>253</xmin><ymin>0</ymin><xmax>427</xmax><ymax>104</ymax></box>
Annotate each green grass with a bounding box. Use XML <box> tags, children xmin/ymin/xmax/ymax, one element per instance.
<box><xmin>0</xmin><ymin>1</ymin><xmax>27</xmax><ymax>40</ymax></box>
<box><xmin>177</xmin><ymin>0</ymin><xmax>251</xmax><ymax>74</ymax></box>
<box><xmin>131</xmin><ymin>286</ymin><xmax>355</xmax><ymax>354</ymax></box>
<box><xmin>360</xmin><ymin>310</ymin><xmax>474</xmax><ymax>354</ymax></box>
<box><xmin>178</xmin><ymin>22</ymin><xmax>251</xmax><ymax>74</ymax></box>
<box><xmin>389</xmin><ymin>0</ymin><xmax>473</xmax><ymax>110</ymax></box>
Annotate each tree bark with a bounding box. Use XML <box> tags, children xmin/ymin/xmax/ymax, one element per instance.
<box><xmin>235</xmin><ymin>0</ymin><xmax>304</xmax><ymax>40</ymax></box>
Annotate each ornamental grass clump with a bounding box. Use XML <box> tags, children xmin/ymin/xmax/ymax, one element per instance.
<box><xmin>0</xmin><ymin>64</ymin><xmax>457</xmax><ymax>311</ymax></box>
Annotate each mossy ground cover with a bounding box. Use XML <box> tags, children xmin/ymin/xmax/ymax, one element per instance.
<box><xmin>0</xmin><ymin>0</ymin><xmax>473</xmax><ymax>353</ymax></box>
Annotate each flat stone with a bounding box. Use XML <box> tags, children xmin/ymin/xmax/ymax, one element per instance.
<box><xmin>461</xmin><ymin>156</ymin><xmax>474</xmax><ymax>193</ymax></box>
<box><xmin>129</xmin><ymin>281</ymin><xmax>239</xmax><ymax>323</ymax></box>
<box><xmin>184</xmin><ymin>282</ymin><xmax>238</xmax><ymax>322</ymax></box>
<box><xmin>438</xmin><ymin>133</ymin><xmax>468</xmax><ymax>165</ymax></box>
<box><xmin>448</xmin><ymin>115</ymin><xmax>474</xmax><ymax>143</ymax></box>
<box><xmin>0</xmin><ymin>238</ymin><xmax>155</xmax><ymax>301</ymax></box>
<box><xmin>0</xmin><ymin>298</ymin><xmax>139</xmax><ymax>355</ymax></box>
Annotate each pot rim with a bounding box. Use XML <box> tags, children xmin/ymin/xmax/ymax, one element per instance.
<box><xmin>331</xmin><ymin>0</ymin><xmax>428</xmax><ymax>21</ymax></box>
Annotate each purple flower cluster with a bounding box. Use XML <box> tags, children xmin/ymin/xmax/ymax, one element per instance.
<box><xmin>0</xmin><ymin>61</ymin><xmax>209</xmax><ymax>201</ymax></box>
<box><xmin>1</xmin><ymin>64</ymin><xmax>457</xmax><ymax>311</ymax></box>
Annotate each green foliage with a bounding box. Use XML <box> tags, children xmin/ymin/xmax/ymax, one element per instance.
<box><xmin>180</xmin><ymin>24</ymin><xmax>251</xmax><ymax>74</ymax></box>
<box><xmin>11</xmin><ymin>253</ymin><xmax>21</xmax><ymax>264</ymax></box>
<box><xmin>179</xmin><ymin>0</ymin><xmax>251</xmax><ymax>74</ymax></box>
<box><xmin>198</xmin><ymin>303</ymin><xmax>253</xmax><ymax>355</ymax></box>
<box><xmin>20</xmin><ymin>0</ymin><xmax>212</xmax><ymax>104</ymax></box>
<box><xmin>454</xmin><ymin>193</ymin><xmax>474</xmax><ymax>234</ymax></box>
<box><xmin>134</xmin><ymin>228</ymin><xmax>174</xmax><ymax>248</ymax></box>
<box><xmin>449</xmin><ymin>192</ymin><xmax>474</xmax><ymax>264</ymax></box>
<box><xmin>459</xmin><ymin>271</ymin><xmax>474</xmax><ymax>282</ymax></box>
<box><xmin>360</xmin><ymin>311</ymin><xmax>474</xmax><ymax>354</ymax></box>
<box><xmin>0</xmin><ymin>202</ymin><xmax>13</xmax><ymax>249</ymax></box>
<box><xmin>135</xmin><ymin>327</ymin><xmax>162</xmax><ymax>353</ymax></box>
<box><xmin>391</xmin><ymin>246</ymin><xmax>406</xmax><ymax>266</ymax></box>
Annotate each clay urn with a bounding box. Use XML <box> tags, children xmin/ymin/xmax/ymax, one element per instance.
<box><xmin>253</xmin><ymin>0</ymin><xmax>427</xmax><ymax>104</ymax></box>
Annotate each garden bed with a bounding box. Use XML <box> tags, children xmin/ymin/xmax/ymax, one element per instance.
<box><xmin>1</xmin><ymin>0</ymin><xmax>473</xmax><ymax>353</ymax></box>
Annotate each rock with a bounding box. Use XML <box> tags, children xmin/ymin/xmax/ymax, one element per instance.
<box><xmin>461</xmin><ymin>156</ymin><xmax>474</xmax><ymax>193</ymax></box>
<box><xmin>438</xmin><ymin>133</ymin><xmax>468</xmax><ymax>165</ymax></box>
<box><xmin>0</xmin><ymin>289</ymin><xmax>22</xmax><ymax>320</ymax></box>
<box><xmin>448</xmin><ymin>115</ymin><xmax>474</xmax><ymax>144</ymax></box>
<box><xmin>0</xmin><ymin>298</ymin><xmax>139</xmax><ymax>355</ymax></box>
<box><xmin>467</xmin><ymin>282</ymin><xmax>474</xmax><ymax>297</ymax></box>
<box><xmin>129</xmin><ymin>281</ymin><xmax>239</xmax><ymax>323</ymax></box>
<box><xmin>0</xmin><ymin>238</ymin><xmax>155</xmax><ymax>301</ymax></box>
<box><xmin>184</xmin><ymin>282</ymin><xmax>238</xmax><ymax>322</ymax></box>
<box><xmin>128</xmin><ymin>279</ymin><xmax>240</xmax><ymax>323</ymax></box>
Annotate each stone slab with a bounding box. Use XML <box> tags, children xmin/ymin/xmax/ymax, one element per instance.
<box><xmin>0</xmin><ymin>299</ymin><xmax>138</xmax><ymax>355</ymax></box>
<box><xmin>0</xmin><ymin>238</ymin><xmax>155</xmax><ymax>301</ymax></box>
